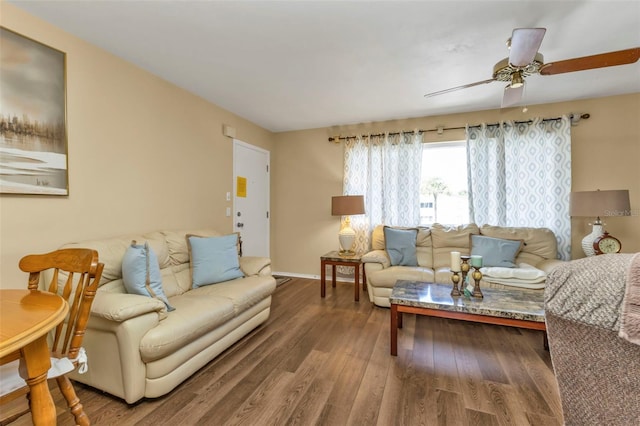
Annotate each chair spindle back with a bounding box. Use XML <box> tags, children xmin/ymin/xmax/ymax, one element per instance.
<box><xmin>19</xmin><ymin>249</ymin><xmax>104</xmax><ymax>360</ymax></box>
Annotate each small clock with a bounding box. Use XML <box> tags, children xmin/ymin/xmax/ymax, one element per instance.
<box><xmin>593</xmin><ymin>231</ymin><xmax>622</xmax><ymax>255</ymax></box>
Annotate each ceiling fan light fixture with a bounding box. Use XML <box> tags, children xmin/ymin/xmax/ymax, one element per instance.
<box><xmin>423</xmin><ymin>28</ymin><xmax>638</xmax><ymax>104</ymax></box>
<box><xmin>510</xmin><ymin>71</ymin><xmax>524</xmax><ymax>88</ymax></box>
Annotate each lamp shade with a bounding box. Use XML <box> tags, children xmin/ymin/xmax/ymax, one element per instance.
<box><xmin>571</xmin><ymin>189</ymin><xmax>631</xmax><ymax>257</ymax></box>
<box><xmin>570</xmin><ymin>190</ymin><xmax>631</xmax><ymax>217</ymax></box>
<box><xmin>331</xmin><ymin>195</ymin><xmax>365</xmax><ymax>216</ymax></box>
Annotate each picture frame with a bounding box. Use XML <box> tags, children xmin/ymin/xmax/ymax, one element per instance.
<box><xmin>0</xmin><ymin>26</ymin><xmax>68</xmax><ymax>195</ymax></box>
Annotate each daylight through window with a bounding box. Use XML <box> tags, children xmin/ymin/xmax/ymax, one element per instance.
<box><xmin>420</xmin><ymin>141</ymin><xmax>469</xmax><ymax>226</ymax></box>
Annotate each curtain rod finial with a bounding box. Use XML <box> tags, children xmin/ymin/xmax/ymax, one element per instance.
<box><xmin>570</xmin><ymin>113</ymin><xmax>590</xmax><ymax>126</ymax></box>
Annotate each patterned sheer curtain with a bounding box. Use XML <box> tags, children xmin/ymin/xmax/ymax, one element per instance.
<box><xmin>466</xmin><ymin>117</ymin><xmax>572</xmax><ymax>260</ymax></box>
<box><xmin>343</xmin><ymin>132</ymin><xmax>422</xmax><ymax>254</ymax></box>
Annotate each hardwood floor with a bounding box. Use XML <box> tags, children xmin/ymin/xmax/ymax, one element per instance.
<box><xmin>4</xmin><ymin>278</ymin><xmax>563</xmax><ymax>425</ymax></box>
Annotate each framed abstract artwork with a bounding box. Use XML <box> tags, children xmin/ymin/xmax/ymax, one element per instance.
<box><xmin>0</xmin><ymin>27</ymin><xmax>68</xmax><ymax>195</ymax></box>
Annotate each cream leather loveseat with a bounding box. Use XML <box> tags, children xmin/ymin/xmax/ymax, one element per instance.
<box><xmin>53</xmin><ymin>229</ymin><xmax>275</xmax><ymax>403</ymax></box>
<box><xmin>362</xmin><ymin>223</ymin><xmax>564</xmax><ymax>307</ymax></box>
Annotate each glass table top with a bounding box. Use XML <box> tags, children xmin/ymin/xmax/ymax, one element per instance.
<box><xmin>390</xmin><ymin>280</ymin><xmax>545</xmax><ymax>323</ymax></box>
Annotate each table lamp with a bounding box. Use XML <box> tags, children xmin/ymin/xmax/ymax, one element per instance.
<box><xmin>570</xmin><ymin>189</ymin><xmax>630</xmax><ymax>256</ymax></box>
<box><xmin>331</xmin><ymin>195</ymin><xmax>365</xmax><ymax>256</ymax></box>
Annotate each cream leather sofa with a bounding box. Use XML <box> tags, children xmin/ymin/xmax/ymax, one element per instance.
<box><xmin>53</xmin><ymin>229</ymin><xmax>275</xmax><ymax>403</ymax></box>
<box><xmin>362</xmin><ymin>223</ymin><xmax>564</xmax><ymax>307</ymax></box>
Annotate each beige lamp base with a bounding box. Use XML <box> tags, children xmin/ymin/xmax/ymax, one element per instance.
<box><xmin>581</xmin><ymin>222</ymin><xmax>603</xmax><ymax>257</ymax></box>
<box><xmin>338</xmin><ymin>216</ymin><xmax>356</xmax><ymax>256</ymax></box>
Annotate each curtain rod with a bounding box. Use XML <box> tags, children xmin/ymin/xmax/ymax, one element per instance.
<box><xmin>327</xmin><ymin>113</ymin><xmax>590</xmax><ymax>142</ymax></box>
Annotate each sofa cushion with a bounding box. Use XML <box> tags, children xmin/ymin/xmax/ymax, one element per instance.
<box><xmin>431</xmin><ymin>223</ymin><xmax>480</xmax><ymax>269</ymax></box>
<box><xmin>59</xmin><ymin>231</ymin><xmax>169</xmax><ymax>286</ymax></box>
<box><xmin>470</xmin><ymin>234</ymin><xmax>523</xmax><ymax>268</ymax></box>
<box><xmin>163</xmin><ymin>229</ymin><xmax>223</xmax><ymax>266</ymax></box>
<box><xmin>370</xmin><ymin>225</ymin><xmax>434</xmax><ymax>269</ymax></box>
<box><xmin>139</xmin><ymin>274</ymin><xmax>275</xmax><ymax>362</ymax></box>
<box><xmin>371</xmin><ymin>225</ymin><xmax>387</xmax><ymax>250</ymax></box>
<box><xmin>479</xmin><ymin>224</ymin><xmax>558</xmax><ymax>265</ymax></box>
<box><xmin>189</xmin><ymin>275</ymin><xmax>277</xmax><ymax>315</ymax></box>
<box><xmin>121</xmin><ymin>241</ymin><xmax>175</xmax><ymax>312</ymax></box>
<box><xmin>384</xmin><ymin>227</ymin><xmax>418</xmax><ymax>266</ymax></box>
<box><xmin>416</xmin><ymin>227</ymin><xmax>433</xmax><ymax>268</ymax></box>
<box><xmin>139</xmin><ymin>294</ymin><xmax>235</xmax><ymax>362</ymax></box>
<box><xmin>187</xmin><ymin>234</ymin><xmax>244</xmax><ymax>288</ymax></box>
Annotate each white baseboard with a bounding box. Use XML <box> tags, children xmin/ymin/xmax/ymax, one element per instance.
<box><xmin>272</xmin><ymin>271</ymin><xmax>357</xmax><ymax>284</ymax></box>
<box><xmin>272</xmin><ymin>271</ymin><xmax>317</xmax><ymax>279</ymax></box>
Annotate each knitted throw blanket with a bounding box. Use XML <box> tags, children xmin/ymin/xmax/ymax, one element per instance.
<box><xmin>545</xmin><ymin>254</ymin><xmax>632</xmax><ymax>331</ymax></box>
<box><xmin>619</xmin><ymin>252</ymin><xmax>640</xmax><ymax>346</ymax></box>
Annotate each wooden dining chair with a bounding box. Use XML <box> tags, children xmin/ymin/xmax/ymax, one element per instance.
<box><xmin>0</xmin><ymin>248</ymin><xmax>104</xmax><ymax>426</ymax></box>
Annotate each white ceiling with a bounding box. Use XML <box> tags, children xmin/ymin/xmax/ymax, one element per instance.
<box><xmin>8</xmin><ymin>0</ymin><xmax>640</xmax><ymax>132</ymax></box>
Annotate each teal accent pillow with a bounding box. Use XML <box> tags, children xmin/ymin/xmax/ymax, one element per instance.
<box><xmin>187</xmin><ymin>234</ymin><xmax>244</xmax><ymax>288</ymax></box>
<box><xmin>122</xmin><ymin>241</ymin><xmax>175</xmax><ymax>311</ymax></box>
<box><xmin>470</xmin><ymin>235</ymin><xmax>523</xmax><ymax>268</ymax></box>
<box><xmin>384</xmin><ymin>226</ymin><xmax>418</xmax><ymax>266</ymax></box>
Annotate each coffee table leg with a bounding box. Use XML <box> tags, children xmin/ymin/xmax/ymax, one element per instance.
<box><xmin>320</xmin><ymin>260</ymin><xmax>326</xmax><ymax>297</ymax></box>
<box><xmin>390</xmin><ymin>303</ymin><xmax>398</xmax><ymax>356</ymax></box>
<box><xmin>543</xmin><ymin>331</ymin><xmax>549</xmax><ymax>350</ymax></box>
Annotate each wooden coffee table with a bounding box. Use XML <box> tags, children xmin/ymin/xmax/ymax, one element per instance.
<box><xmin>390</xmin><ymin>280</ymin><xmax>546</xmax><ymax>355</ymax></box>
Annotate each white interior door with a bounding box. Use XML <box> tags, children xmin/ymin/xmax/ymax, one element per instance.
<box><xmin>233</xmin><ymin>140</ymin><xmax>270</xmax><ymax>257</ymax></box>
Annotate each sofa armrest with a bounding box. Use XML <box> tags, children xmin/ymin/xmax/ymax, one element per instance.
<box><xmin>240</xmin><ymin>256</ymin><xmax>272</xmax><ymax>276</ymax></box>
<box><xmin>361</xmin><ymin>250</ymin><xmax>391</xmax><ymax>268</ymax></box>
<box><xmin>90</xmin><ymin>292</ymin><xmax>168</xmax><ymax>322</ymax></box>
<box><xmin>536</xmin><ymin>259</ymin><xmax>566</xmax><ymax>275</ymax></box>
<box><xmin>72</xmin><ymin>310</ymin><xmax>160</xmax><ymax>403</ymax></box>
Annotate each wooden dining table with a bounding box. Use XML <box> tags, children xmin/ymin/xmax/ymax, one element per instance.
<box><xmin>0</xmin><ymin>289</ymin><xmax>68</xmax><ymax>425</ymax></box>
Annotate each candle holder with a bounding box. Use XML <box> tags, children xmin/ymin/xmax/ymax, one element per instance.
<box><xmin>460</xmin><ymin>255</ymin><xmax>471</xmax><ymax>285</ymax></box>
<box><xmin>450</xmin><ymin>270</ymin><xmax>461</xmax><ymax>296</ymax></box>
<box><xmin>471</xmin><ymin>266</ymin><xmax>484</xmax><ymax>298</ymax></box>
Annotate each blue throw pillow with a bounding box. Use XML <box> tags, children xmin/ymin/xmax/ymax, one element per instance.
<box><xmin>384</xmin><ymin>227</ymin><xmax>418</xmax><ymax>266</ymax></box>
<box><xmin>122</xmin><ymin>241</ymin><xmax>175</xmax><ymax>311</ymax></box>
<box><xmin>187</xmin><ymin>234</ymin><xmax>244</xmax><ymax>288</ymax></box>
<box><xmin>470</xmin><ymin>234</ymin><xmax>523</xmax><ymax>268</ymax></box>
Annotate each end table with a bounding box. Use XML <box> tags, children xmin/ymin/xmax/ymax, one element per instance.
<box><xmin>320</xmin><ymin>251</ymin><xmax>367</xmax><ymax>302</ymax></box>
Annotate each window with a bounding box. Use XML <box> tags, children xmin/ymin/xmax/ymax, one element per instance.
<box><xmin>420</xmin><ymin>141</ymin><xmax>469</xmax><ymax>226</ymax></box>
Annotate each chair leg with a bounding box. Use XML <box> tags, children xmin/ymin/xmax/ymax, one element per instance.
<box><xmin>56</xmin><ymin>375</ymin><xmax>90</xmax><ymax>426</ymax></box>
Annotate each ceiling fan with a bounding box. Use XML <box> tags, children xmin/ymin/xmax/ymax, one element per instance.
<box><xmin>424</xmin><ymin>28</ymin><xmax>640</xmax><ymax>107</ymax></box>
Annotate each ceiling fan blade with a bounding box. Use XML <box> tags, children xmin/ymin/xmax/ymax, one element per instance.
<box><xmin>502</xmin><ymin>84</ymin><xmax>524</xmax><ymax>108</ymax></box>
<box><xmin>509</xmin><ymin>28</ymin><xmax>546</xmax><ymax>67</ymax></box>
<box><xmin>424</xmin><ymin>78</ymin><xmax>496</xmax><ymax>98</ymax></box>
<box><xmin>540</xmin><ymin>47</ymin><xmax>640</xmax><ymax>75</ymax></box>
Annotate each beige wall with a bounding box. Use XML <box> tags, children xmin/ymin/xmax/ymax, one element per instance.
<box><xmin>272</xmin><ymin>94</ymin><xmax>640</xmax><ymax>276</ymax></box>
<box><xmin>0</xmin><ymin>4</ymin><xmax>275</xmax><ymax>287</ymax></box>
<box><xmin>3</xmin><ymin>4</ymin><xmax>639</xmax><ymax>285</ymax></box>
